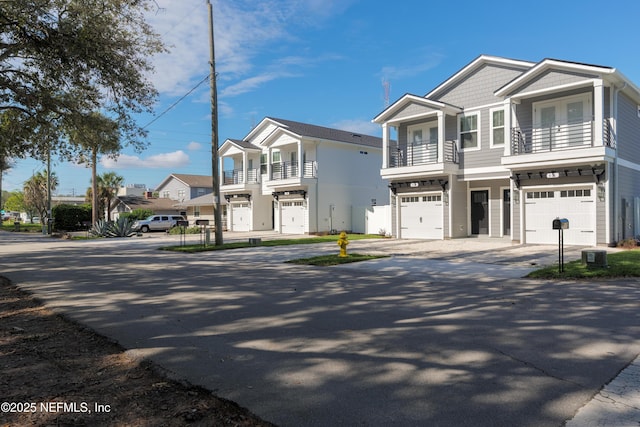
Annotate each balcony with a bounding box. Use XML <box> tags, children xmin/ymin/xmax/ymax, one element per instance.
<box><xmin>388</xmin><ymin>139</ymin><xmax>458</xmax><ymax>168</ymax></box>
<box><xmin>511</xmin><ymin>118</ymin><xmax>613</xmax><ymax>155</ymax></box>
<box><xmin>223</xmin><ymin>168</ymin><xmax>260</xmax><ymax>185</ymax></box>
<box><xmin>270</xmin><ymin>161</ymin><xmax>317</xmax><ymax>181</ymax></box>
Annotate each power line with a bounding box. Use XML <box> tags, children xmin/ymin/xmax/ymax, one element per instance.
<box><xmin>142</xmin><ymin>74</ymin><xmax>210</xmax><ymax>129</ymax></box>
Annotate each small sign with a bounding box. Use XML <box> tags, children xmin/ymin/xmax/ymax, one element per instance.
<box><xmin>409</xmin><ymin>182</ymin><xmax>419</xmax><ymax>188</ymax></box>
<box><xmin>587</xmin><ymin>252</ymin><xmax>595</xmax><ymax>262</ymax></box>
<box><xmin>546</xmin><ymin>172</ymin><xmax>559</xmax><ymax>178</ymax></box>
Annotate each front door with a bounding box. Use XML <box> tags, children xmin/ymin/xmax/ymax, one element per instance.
<box><xmin>471</xmin><ymin>190</ymin><xmax>489</xmax><ymax>235</ymax></box>
<box><xmin>503</xmin><ymin>189</ymin><xmax>511</xmax><ymax>236</ymax></box>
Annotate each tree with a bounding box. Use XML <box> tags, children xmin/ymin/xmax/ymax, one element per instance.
<box><xmin>23</xmin><ymin>171</ymin><xmax>58</xmax><ymax>223</ymax></box>
<box><xmin>69</xmin><ymin>112</ymin><xmax>120</xmax><ymax>224</ymax></box>
<box><xmin>0</xmin><ymin>0</ymin><xmax>165</xmax><ymax>162</ymax></box>
<box><xmin>4</xmin><ymin>190</ymin><xmax>25</xmax><ymax>213</ymax></box>
<box><xmin>96</xmin><ymin>171</ymin><xmax>123</xmax><ymax>222</ymax></box>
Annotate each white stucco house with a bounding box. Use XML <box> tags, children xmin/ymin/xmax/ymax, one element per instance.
<box><xmin>219</xmin><ymin>117</ymin><xmax>388</xmax><ymax>234</ymax></box>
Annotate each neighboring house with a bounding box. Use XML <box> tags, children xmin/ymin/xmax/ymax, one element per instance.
<box><xmin>117</xmin><ymin>184</ymin><xmax>147</xmax><ymax>197</ymax></box>
<box><xmin>373</xmin><ymin>55</ymin><xmax>640</xmax><ymax>246</ymax></box>
<box><xmin>174</xmin><ymin>193</ymin><xmax>227</xmax><ymax>230</ymax></box>
<box><xmin>110</xmin><ymin>195</ymin><xmax>184</xmax><ymax>220</ymax></box>
<box><xmin>154</xmin><ymin>174</ymin><xmax>213</xmax><ymax>202</ymax></box>
<box><xmin>219</xmin><ymin>117</ymin><xmax>388</xmax><ymax>234</ymax></box>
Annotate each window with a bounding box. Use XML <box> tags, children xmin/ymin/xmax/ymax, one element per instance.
<box><xmin>177</xmin><ymin>189</ymin><xmax>186</xmax><ymax>199</ymax></box>
<box><xmin>161</xmin><ymin>191</ymin><xmax>170</xmax><ymax>198</ymax></box>
<box><xmin>260</xmin><ymin>153</ymin><xmax>267</xmax><ymax>174</ymax></box>
<box><xmin>490</xmin><ymin>108</ymin><xmax>505</xmax><ymax>147</ymax></box>
<box><xmin>272</xmin><ymin>150</ymin><xmax>281</xmax><ymax>163</ymax></box>
<box><xmin>194</xmin><ymin>206</ymin><xmax>201</xmax><ymax>217</ymax></box>
<box><xmin>459</xmin><ymin>113</ymin><xmax>479</xmax><ymax>150</ymax></box>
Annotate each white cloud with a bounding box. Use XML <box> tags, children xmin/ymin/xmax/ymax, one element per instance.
<box><xmin>186</xmin><ymin>141</ymin><xmax>202</xmax><ymax>151</ymax></box>
<box><xmin>101</xmin><ymin>151</ymin><xmax>190</xmax><ymax>169</ymax></box>
<box><xmin>331</xmin><ymin>119</ymin><xmax>381</xmax><ymax>137</ymax></box>
<box><xmin>146</xmin><ymin>1</ymin><xmax>350</xmax><ymax>98</ymax></box>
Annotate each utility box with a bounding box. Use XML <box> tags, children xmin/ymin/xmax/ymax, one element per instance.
<box><xmin>581</xmin><ymin>250</ymin><xmax>608</xmax><ymax>268</ymax></box>
<box><xmin>552</xmin><ymin>218</ymin><xmax>569</xmax><ymax>230</ymax></box>
<box><xmin>176</xmin><ymin>220</ymin><xmax>189</xmax><ymax>227</ymax></box>
<box><xmin>248</xmin><ymin>238</ymin><xmax>262</xmax><ymax>246</ymax></box>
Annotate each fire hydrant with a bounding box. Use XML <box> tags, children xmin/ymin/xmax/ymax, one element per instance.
<box><xmin>337</xmin><ymin>231</ymin><xmax>349</xmax><ymax>257</ymax></box>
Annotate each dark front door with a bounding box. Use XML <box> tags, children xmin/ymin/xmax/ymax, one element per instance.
<box><xmin>471</xmin><ymin>190</ymin><xmax>489</xmax><ymax>235</ymax></box>
<box><xmin>503</xmin><ymin>189</ymin><xmax>511</xmax><ymax>235</ymax></box>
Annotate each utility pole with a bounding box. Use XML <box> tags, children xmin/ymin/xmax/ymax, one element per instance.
<box><xmin>208</xmin><ymin>0</ymin><xmax>223</xmax><ymax>245</ymax></box>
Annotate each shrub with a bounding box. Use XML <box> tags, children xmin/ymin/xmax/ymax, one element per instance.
<box><xmin>617</xmin><ymin>237</ymin><xmax>639</xmax><ymax>249</ymax></box>
<box><xmin>52</xmin><ymin>204</ymin><xmax>92</xmax><ymax>231</ymax></box>
<box><xmin>119</xmin><ymin>208</ymin><xmax>154</xmax><ymax>221</ymax></box>
<box><xmin>90</xmin><ymin>218</ymin><xmax>136</xmax><ymax>238</ymax></box>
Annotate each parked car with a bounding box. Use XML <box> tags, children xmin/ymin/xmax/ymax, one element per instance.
<box><xmin>132</xmin><ymin>215</ymin><xmax>185</xmax><ymax>232</ymax></box>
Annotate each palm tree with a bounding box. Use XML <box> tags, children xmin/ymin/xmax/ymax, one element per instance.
<box><xmin>68</xmin><ymin>112</ymin><xmax>120</xmax><ymax>224</ymax></box>
<box><xmin>23</xmin><ymin>171</ymin><xmax>58</xmax><ymax>223</ymax></box>
<box><xmin>96</xmin><ymin>171</ymin><xmax>123</xmax><ymax>222</ymax></box>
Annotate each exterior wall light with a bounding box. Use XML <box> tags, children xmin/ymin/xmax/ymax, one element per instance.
<box><xmin>513</xmin><ymin>189</ymin><xmax>520</xmax><ymax>204</ymax></box>
<box><xmin>443</xmin><ymin>191</ymin><xmax>449</xmax><ymax>206</ymax></box>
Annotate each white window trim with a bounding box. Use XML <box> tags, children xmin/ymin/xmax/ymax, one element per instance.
<box><xmin>489</xmin><ymin>107</ymin><xmax>505</xmax><ymax>149</ymax></box>
<box><xmin>458</xmin><ymin>111</ymin><xmax>481</xmax><ymax>152</ymax></box>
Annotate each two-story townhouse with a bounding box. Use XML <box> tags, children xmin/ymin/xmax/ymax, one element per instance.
<box><xmin>219</xmin><ymin>117</ymin><xmax>388</xmax><ymax>234</ymax></box>
<box><xmin>155</xmin><ymin>173</ymin><xmax>213</xmax><ymax>202</ymax></box>
<box><xmin>373</xmin><ymin>55</ymin><xmax>640</xmax><ymax>246</ymax></box>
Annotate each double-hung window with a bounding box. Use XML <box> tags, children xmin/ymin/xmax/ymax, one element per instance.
<box><xmin>459</xmin><ymin>113</ymin><xmax>479</xmax><ymax>150</ymax></box>
<box><xmin>490</xmin><ymin>108</ymin><xmax>505</xmax><ymax>147</ymax></box>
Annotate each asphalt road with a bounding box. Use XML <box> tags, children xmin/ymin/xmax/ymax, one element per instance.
<box><xmin>2</xmin><ymin>232</ymin><xmax>639</xmax><ymax>426</ymax></box>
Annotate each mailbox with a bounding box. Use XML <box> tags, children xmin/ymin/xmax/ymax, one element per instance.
<box><xmin>195</xmin><ymin>219</ymin><xmax>209</xmax><ymax>226</ymax></box>
<box><xmin>176</xmin><ymin>220</ymin><xmax>189</xmax><ymax>227</ymax></box>
<box><xmin>552</xmin><ymin>218</ymin><xmax>569</xmax><ymax>230</ymax></box>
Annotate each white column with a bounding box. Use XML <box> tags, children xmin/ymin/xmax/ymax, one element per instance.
<box><xmin>594</xmin><ymin>79</ymin><xmax>604</xmax><ymax>146</ymax></box>
<box><xmin>381</xmin><ymin>123</ymin><xmax>389</xmax><ymax>169</ymax></box>
<box><xmin>298</xmin><ymin>141</ymin><xmax>303</xmax><ymax>178</ymax></box>
<box><xmin>437</xmin><ymin>112</ymin><xmax>445</xmax><ymax>163</ymax></box>
<box><xmin>503</xmin><ymin>98</ymin><xmax>512</xmax><ymax>157</ymax></box>
<box><xmin>242</xmin><ymin>151</ymin><xmax>248</xmax><ymax>184</ymax></box>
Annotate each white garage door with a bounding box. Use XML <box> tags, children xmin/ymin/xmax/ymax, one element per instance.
<box><xmin>524</xmin><ymin>187</ymin><xmax>595</xmax><ymax>245</ymax></box>
<box><xmin>281</xmin><ymin>201</ymin><xmax>306</xmax><ymax>234</ymax></box>
<box><xmin>400</xmin><ymin>194</ymin><xmax>443</xmax><ymax>239</ymax></box>
<box><xmin>231</xmin><ymin>203</ymin><xmax>250</xmax><ymax>232</ymax></box>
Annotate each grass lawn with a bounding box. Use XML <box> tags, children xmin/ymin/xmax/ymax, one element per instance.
<box><xmin>285</xmin><ymin>253</ymin><xmax>388</xmax><ymax>266</ymax></box>
<box><xmin>527</xmin><ymin>249</ymin><xmax>640</xmax><ymax>279</ymax></box>
<box><xmin>0</xmin><ymin>221</ymin><xmax>42</xmax><ymax>233</ymax></box>
<box><xmin>161</xmin><ymin>233</ymin><xmax>385</xmax><ymax>253</ymax></box>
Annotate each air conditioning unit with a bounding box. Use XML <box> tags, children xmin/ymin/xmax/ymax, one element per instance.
<box><xmin>581</xmin><ymin>250</ymin><xmax>608</xmax><ymax>268</ymax></box>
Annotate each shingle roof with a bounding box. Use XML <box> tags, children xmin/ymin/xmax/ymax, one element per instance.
<box><xmin>266</xmin><ymin>117</ymin><xmax>382</xmax><ymax>148</ymax></box>
<box><xmin>170</xmin><ymin>174</ymin><xmax>212</xmax><ymax>188</ymax></box>
<box><xmin>228</xmin><ymin>139</ymin><xmax>261</xmax><ymax>150</ymax></box>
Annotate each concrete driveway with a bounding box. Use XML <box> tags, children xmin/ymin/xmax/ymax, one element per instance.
<box><xmin>1</xmin><ymin>232</ymin><xmax>639</xmax><ymax>426</ymax></box>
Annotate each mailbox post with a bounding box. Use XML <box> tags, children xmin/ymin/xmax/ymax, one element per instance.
<box><xmin>552</xmin><ymin>218</ymin><xmax>569</xmax><ymax>273</ymax></box>
<box><xmin>176</xmin><ymin>220</ymin><xmax>189</xmax><ymax>246</ymax></box>
<box><xmin>195</xmin><ymin>219</ymin><xmax>210</xmax><ymax>247</ymax></box>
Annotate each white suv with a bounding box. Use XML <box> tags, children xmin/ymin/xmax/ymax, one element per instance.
<box><xmin>133</xmin><ymin>215</ymin><xmax>185</xmax><ymax>232</ymax></box>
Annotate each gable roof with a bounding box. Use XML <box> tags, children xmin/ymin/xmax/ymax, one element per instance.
<box><xmin>112</xmin><ymin>196</ymin><xmax>183</xmax><ymax>213</ymax></box>
<box><xmin>372</xmin><ymin>94</ymin><xmax>462</xmax><ymax>124</ymax></box>
<box><xmin>155</xmin><ymin>173</ymin><xmax>212</xmax><ymax>191</ymax></box>
<box><xmin>264</xmin><ymin>117</ymin><xmax>382</xmax><ymax>148</ymax></box>
<box><xmin>425</xmin><ymin>55</ymin><xmax>535</xmax><ymax>99</ymax></box>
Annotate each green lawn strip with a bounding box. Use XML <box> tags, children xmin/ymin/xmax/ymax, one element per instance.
<box><xmin>285</xmin><ymin>253</ymin><xmax>388</xmax><ymax>266</ymax></box>
<box><xmin>160</xmin><ymin>234</ymin><xmax>385</xmax><ymax>253</ymax></box>
<box><xmin>526</xmin><ymin>249</ymin><xmax>640</xmax><ymax>279</ymax></box>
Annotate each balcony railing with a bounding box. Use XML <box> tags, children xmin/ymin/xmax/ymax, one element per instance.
<box><xmin>511</xmin><ymin>117</ymin><xmax>613</xmax><ymax>155</ymax></box>
<box><xmin>388</xmin><ymin>139</ymin><xmax>458</xmax><ymax>167</ymax></box>
<box><xmin>270</xmin><ymin>161</ymin><xmax>317</xmax><ymax>180</ymax></box>
<box><xmin>223</xmin><ymin>168</ymin><xmax>260</xmax><ymax>185</ymax></box>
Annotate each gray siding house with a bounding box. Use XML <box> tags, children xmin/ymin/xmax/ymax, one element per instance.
<box><xmin>373</xmin><ymin>55</ymin><xmax>640</xmax><ymax>246</ymax></box>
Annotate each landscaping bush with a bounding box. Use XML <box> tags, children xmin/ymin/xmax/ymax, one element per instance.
<box><xmin>52</xmin><ymin>204</ymin><xmax>91</xmax><ymax>231</ymax></box>
<box><xmin>119</xmin><ymin>208</ymin><xmax>153</xmax><ymax>221</ymax></box>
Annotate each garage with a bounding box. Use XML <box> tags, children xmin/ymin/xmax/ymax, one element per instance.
<box><xmin>280</xmin><ymin>200</ymin><xmax>306</xmax><ymax>234</ymax></box>
<box><xmin>524</xmin><ymin>187</ymin><xmax>595</xmax><ymax>245</ymax></box>
<box><xmin>231</xmin><ymin>203</ymin><xmax>250</xmax><ymax>232</ymax></box>
<box><xmin>399</xmin><ymin>193</ymin><xmax>443</xmax><ymax>239</ymax></box>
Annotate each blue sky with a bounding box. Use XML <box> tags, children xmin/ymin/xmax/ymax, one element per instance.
<box><xmin>7</xmin><ymin>0</ymin><xmax>640</xmax><ymax>195</ymax></box>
